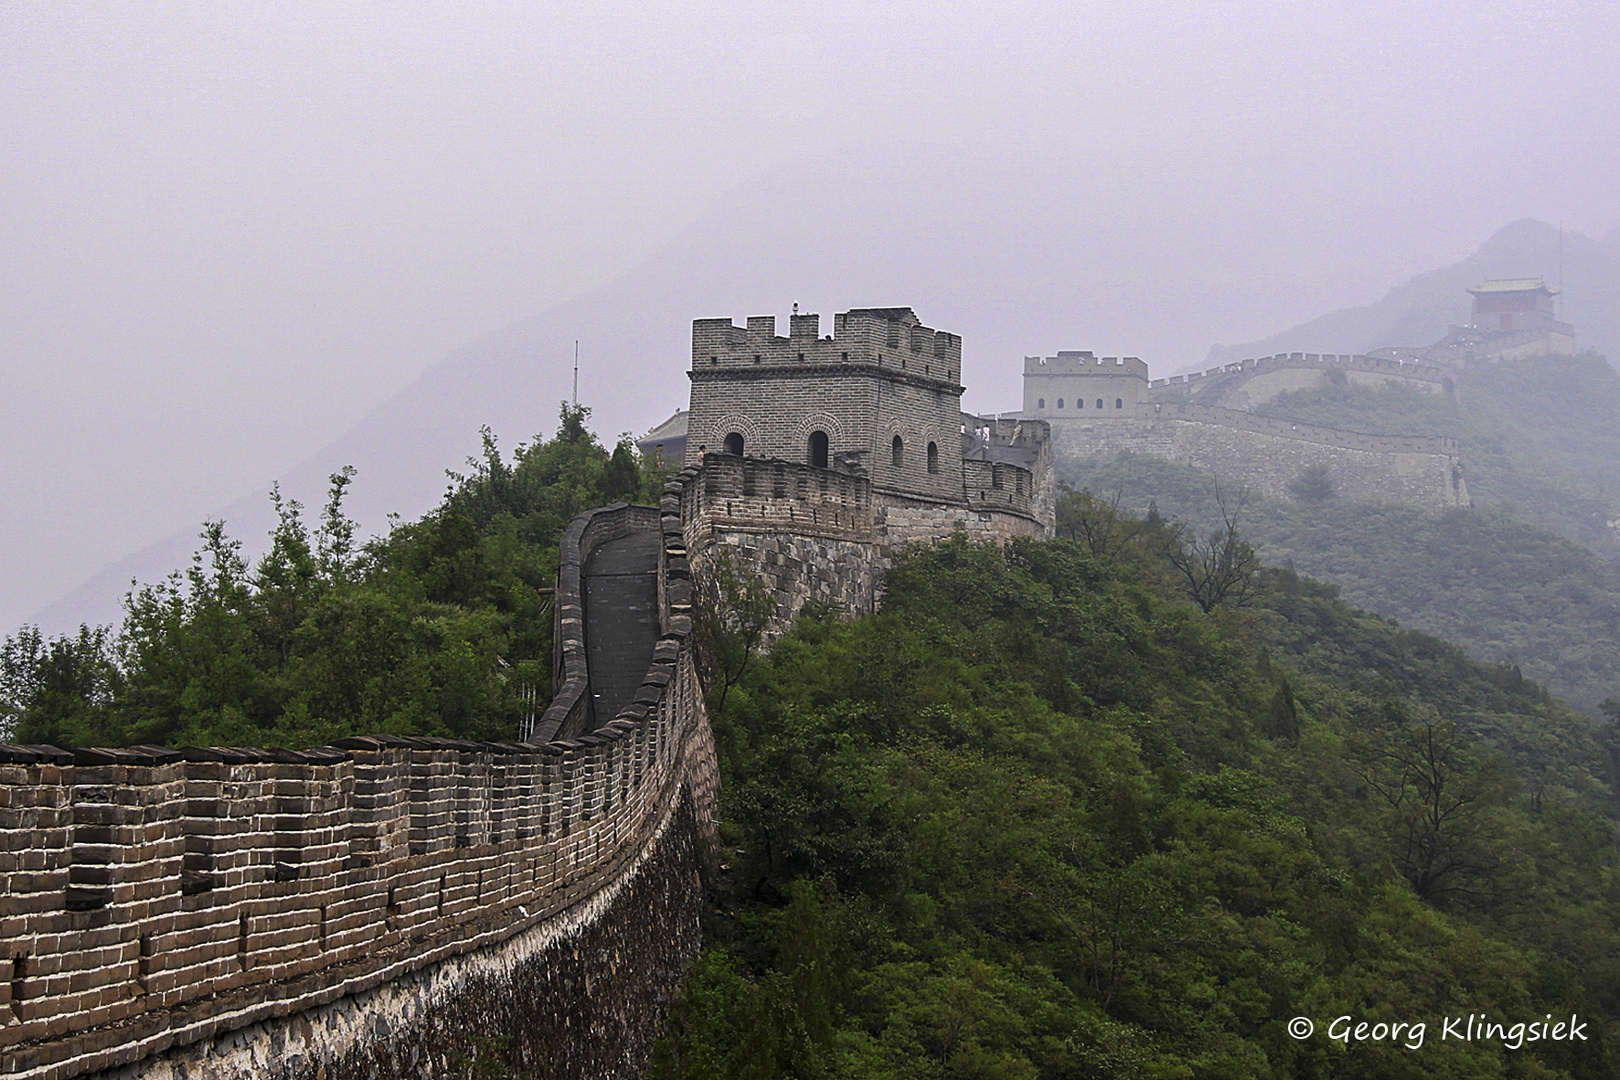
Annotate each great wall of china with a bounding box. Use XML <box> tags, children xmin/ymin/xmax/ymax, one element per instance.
<box><xmin>1</xmin><ymin>292</ymin><xmax>1530</xmax><ymax>1075</ymax></box>
<box><xmin>1149</xmin><ymin>351</ymin><xmax>1456</xmax><ymax>408</ymax></box>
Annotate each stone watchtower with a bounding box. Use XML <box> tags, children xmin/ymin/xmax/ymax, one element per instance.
<box><xmin>1467</xmin><ymin>278</ymin><xmax>1561</xmax><ymax>335</ymax></box>
<box><xmin>1022</xmin><ymin>351</ymin><xmax>1149</xmax><ymax>418</ymax></box>
<box><xmin>685</xmin><ymin>307</ymin><xmax>966</xmax><ymax>507</ymax></box>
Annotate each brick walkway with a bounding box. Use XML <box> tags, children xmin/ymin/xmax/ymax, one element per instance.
<box><xmin>582</xmin><ymin>527</ymin><xmax>661</xmax><ymax>730</ymax></box>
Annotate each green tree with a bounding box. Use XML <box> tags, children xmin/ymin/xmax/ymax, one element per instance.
<box><xmin>694</xmin><ymin>547</ymin><xmax>776</xmax><ymax>712</ymax></box>
<box><xmin>1286</xmin><ymin>463</ymin><xmax>1336</xmax><ymax>503</ymax></box>
<box><xmin>601</xmin><ymin>439</ymin><xmax>643</xmax><ymax>502</ymax></box>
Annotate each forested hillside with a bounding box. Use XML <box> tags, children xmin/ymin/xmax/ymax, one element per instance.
<box><xmin>654</xmin><ymin>519</ymin><xmax>1619</xmax><ymax>1079</ymax></box>
<box><xmin>0</xmin><ymin>406</ymin><xmax>666</xmax><ymax>749</ymax></box>
<box><xmin>1061</xmin><ymin>453</ymin><xmax>1620</xmax><ymax>713</ymax></box>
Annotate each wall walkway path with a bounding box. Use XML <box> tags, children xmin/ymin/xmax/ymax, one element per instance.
<box><xmin>581</xmin><ymin>532</ymin><xmax>662</xmax><ymax>733</ymax></box>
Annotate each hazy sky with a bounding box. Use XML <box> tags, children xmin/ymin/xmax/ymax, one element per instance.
<box><xmin>4</xmin><ymin>1</ymin><xmax>1618</xmax><ymax>632</ymax></box>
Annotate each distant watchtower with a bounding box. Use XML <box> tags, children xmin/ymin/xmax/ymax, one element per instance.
<box><xmin>1022</xmin><ymin>351</ymin><xmax>1149</xmax><ymax>417</ymax></box>
<box><xmin>685</xmin><ymin>307</ymin><xmax>966</xmax><ymax>506</ymax></box>
<box><xmin>1467</xmin><ymin>278</ymin><xmax>1561</xmax><ymax>335</ymax></box>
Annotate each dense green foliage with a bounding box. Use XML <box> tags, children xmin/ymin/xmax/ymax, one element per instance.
<box><xmin>655</xmin><ymin>528</ymin><xmax>1620</xmax><ymax>1079</ymax></box>
<box><xmin>1061</xmin><ymin>453</ymin><xmax>1620</xmax><ymax>712</ymax></box>
<box><xmin>0</xmin><ymin>405</ymin><xmax>673</xmax><ymax>749</ymax></box>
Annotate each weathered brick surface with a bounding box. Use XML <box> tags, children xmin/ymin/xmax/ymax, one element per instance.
<box><xmin>686</xmin><ymin>308</ymin><xmax>967</xmax><ymax>506</ymax></box>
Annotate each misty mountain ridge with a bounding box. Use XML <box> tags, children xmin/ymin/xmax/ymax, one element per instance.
<box><xmin>1206</xmin><ymin>219</ymin><xmax>1620</xmax><ymax>367</ymax></box>
<box><xmin>29</xmin><ymin>199</ymin><xmax>1614</xmax><ymax>634</ymax></box>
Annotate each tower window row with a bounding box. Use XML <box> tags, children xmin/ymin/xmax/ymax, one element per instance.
<box><xmin>1038</xmin><ymin>398</ymin><xmax>1126</xmax><ymax>410</ymax></box>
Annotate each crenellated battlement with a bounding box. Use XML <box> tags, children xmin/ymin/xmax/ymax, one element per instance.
<box><xmin>1025</xmin><ymin>351</ymin><xmax>1149</xmax><ymax>379</ymax></box>
<box><xmin>691</xmin><ymin>307</ymin><xmax>961</xmax><ymax>387</ymax></box>
<box><xmin>1150</xmin><ymin>351</ymin><xmax>1453</xmax><ymax>399</ymax></box>
<box><xmin>687</xmin><ymin>454</ymin><xmax>874</xmax><ymax>541</ymax></box>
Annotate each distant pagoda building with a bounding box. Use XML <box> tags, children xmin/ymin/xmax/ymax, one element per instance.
<box><xmin>1374</xmin><ymin>277</ymin><xmax>1577</xmax><ymax>364</ymax></box>
<box><xmin>1450</xmin><ymin>277</ymin><xmax>1576</xmax><ymax>359</ymax></box>
<box><xmin>1467</xmin><ymin>278</ymin><xmax>1565</xmax><ymax>336</ymax></box>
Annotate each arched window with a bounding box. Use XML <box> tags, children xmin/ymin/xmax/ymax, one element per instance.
<box><xmin>808</xmin><ymin>430</ymin><xmax>829</xmax><ymax>469</ymax></box>
<box><xmin>1057</xmin><ymin>398</ymin><xmax>1065</xmax><ymax>409</ymax></box>
<box><xmin>1038</xmin><ymin>397</ymin><xmax>1046</xmax><ymax>409</ymax></box>
<box><xmin>723</xmin><ymin>432</ymin><xmax>744</xmax><ymax>456</ymax></box>
<box><xmin>927</xmin><ymin>441</ymin><xmax>939</xmax><ymax>474</ymax></box>
<box><xmin>892</xmin><ymin>435</ymin><xmax>904</xmax><ymax>469</ymax></box>
<box><xmin>1096</xmin><ymin>398</ymin><xmax>1103</xmax><ymax>410</ymax></box>
<box><xmin>1115</xmin><ymin>398</ymin><xmax>1123</xmax><ymax>409</ymax></box>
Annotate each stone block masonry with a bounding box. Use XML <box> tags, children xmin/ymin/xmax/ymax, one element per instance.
<box><xmin>674</xmin><ymin>459</ymin><xmax>883</xmax><ymax>637</ymax></box>
<box><xmin>674</xmin><ymin>453</ymin><xmax>1048</xmax><ymax>638</ymax></box>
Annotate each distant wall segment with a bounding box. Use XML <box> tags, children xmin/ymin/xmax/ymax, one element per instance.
<box><xmin>1051</xmin><ymin>404</ymin><xmax>1469</xmax><ymax>511</ymax></box>
<box><xmin>1150</xmin><ymin>352</ymin><xmax>1454</xmax><ymax>409</ymax></box>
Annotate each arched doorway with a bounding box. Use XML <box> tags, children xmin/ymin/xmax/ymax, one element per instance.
<box><xmin>808</xmin><ymin>430</ymin><xmax>829</xmax><ymax>469</ymax></box>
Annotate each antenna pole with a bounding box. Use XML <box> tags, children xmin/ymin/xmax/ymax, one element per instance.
<box><xmin>573</xmin><ymin>340</ymin><xmax>579</xmax><ymax>407</ymax></box>
<box><xmin>1558</xmin><ymin>223</ymin><xmax>1564</xmax><ymax>315</ymax></box>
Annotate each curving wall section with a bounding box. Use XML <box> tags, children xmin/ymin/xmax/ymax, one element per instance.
<box><xmin>0</xmin><ymin>499</ymin><xmax>716</xmax><ymax>1080</ymax></box>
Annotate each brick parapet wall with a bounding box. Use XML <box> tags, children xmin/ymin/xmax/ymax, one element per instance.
<box><xmin>667</xmin><ymin>454</ymin><xmax>1052</xmax><ymax>635</ymax></box>
<box><xmin>666</xmin><ymin>461</ymin><xmax>882</xmax><ymax>636</ymax></box>
<box><xmin>961</xmin><ymin>460</ymin><xmax>1040</xmax><ymax>519</ymax></box>
<box><xmin>687</xmin><ymin>455</ymin><xmax>874</xmax><ymax>542</ymax></box>
<box><xmin>0</xmin><ymin>502</ymin><xmax>715</xmax><ymax>1080</ymax></box>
